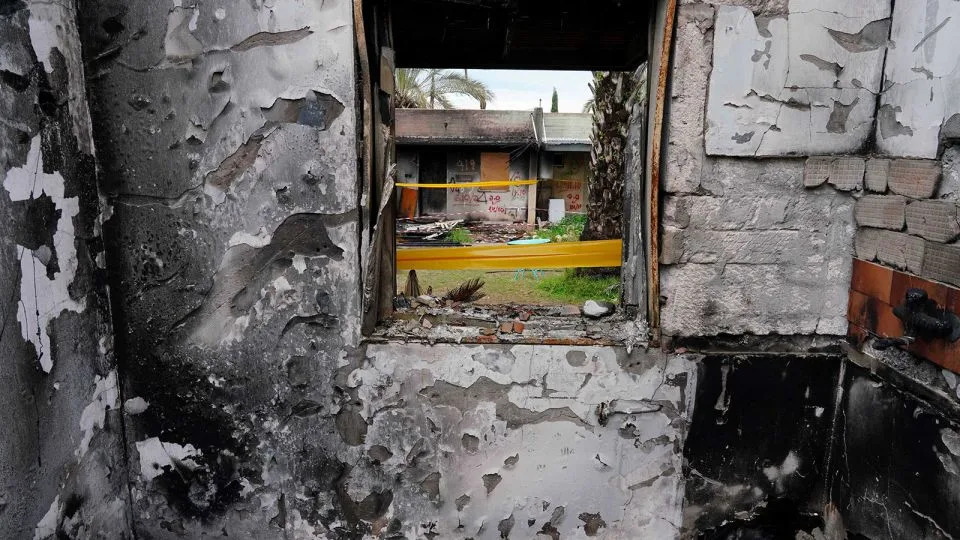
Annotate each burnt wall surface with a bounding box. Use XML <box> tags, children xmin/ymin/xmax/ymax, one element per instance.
<box><xmin>77</xmin><ymin>0</ymin><xmax>361</xmax><ymax>536</ymax></box>
<box><xmin>834</xmin><ymin>360</ymin><xmax>960</xmax><ymax>539</ymax></box>
<box><xmin>682</xmin><ymin>355</ymin><xmax>841</xmax><ymax>537</ymax></box>
<box><xmin>0</xmin><ymin>1</ymin><xmax>129</xmax><ymax>538</ymax></box>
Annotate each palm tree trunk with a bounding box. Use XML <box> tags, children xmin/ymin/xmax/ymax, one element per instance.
<box><xmin>581</xmin><ymin>71</ymin><xmax>634</xmax><ymax>242</ymax></box>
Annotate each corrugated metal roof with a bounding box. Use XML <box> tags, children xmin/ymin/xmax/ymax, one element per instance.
<box><xmin>395</xmin><ymin>109</ymin><xmax>536</xmax><ymax>146</ymax></box>
<box><xmin>542</xmin><ymin>113</ymin><xmax>592</xmax><ymax>145</ymax></box>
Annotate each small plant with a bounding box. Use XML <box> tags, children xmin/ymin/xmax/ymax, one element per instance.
<box><xmin>536</xmin><ymin>270</ymin><xmax>619</xmax><ymax>303</ymax></box>
<box><xmin>534</xmin><ymin>214</ymin><xmax>586</xmax><ymax>243</ymax></box>
<box><xmin>447</xmin><ymin>227</ymin><xmax>474</xmax><ymax>245</ymax></box>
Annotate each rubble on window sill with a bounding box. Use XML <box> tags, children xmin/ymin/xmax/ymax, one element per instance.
<box><xmin>372</xmin><ymin>300</ymin><xmax>650</xmax><ymax>350</ymax></box>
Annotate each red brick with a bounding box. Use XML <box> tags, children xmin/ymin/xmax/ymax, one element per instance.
<box><xmin>847</xmin><ymin>290</ymin><xmax>902</xmax><ymax>338</ymax></box>
<box><xmin>890</xmin><ymin>270</ymin><xmax>949</xmax><ymax>308</ymax></box>
<box><xmin>850</xmin><ymin>259</ymin><xmax>894</xmax><ymax>304</ymax></box>
<box><xmin>512</xmin><ymin>321</ymin><xmax>525</xmax><ymax>333</ymax></box>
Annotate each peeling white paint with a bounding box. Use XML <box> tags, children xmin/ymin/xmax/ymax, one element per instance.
<box><xmin>3</xmin><ymin>136</ymin><xmax>85</xmax><ymax>372</ymax></box>
<box><xmin>33</xmin><ymin>495</ymin><xmax>59</xmax><ymax>540</ymax></box>
<box><xmin>123</xmin><ymin>397</ymin><xmax>150</xmax><ymax>415</ymax></box>
<box><xmin>228</xmin><ymin>228</ymin><xmax>272</xmax><ymax>248</ymax></box>
<box><xmin>706</xmin><ymin>4</ymin><xmax>880</xmax><ymax>156</ymax></box>
<box><xmin>877</xmin><ymin>0</ymin><xmax>960</xmax><ymax>157</ymax></box>
<box><xmin>135</xmin><ymin>437</ymin><xmax>202</xmax><ymax>481</ymax></box>
<box><xmin>355</xmin><ymin>343</ymin><xmax>697</xmax><ymax>539</ymax></box>
<box><xmin>77</xmin><ymin>371</ymin><xmax>119</xmax><ymax>459</ymax></box>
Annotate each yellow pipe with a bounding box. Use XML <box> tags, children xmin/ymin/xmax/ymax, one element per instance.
<box><xmin>396</xmin><ymin>240</ymin><xmax>623</xmax><ymax>270</ymax></box>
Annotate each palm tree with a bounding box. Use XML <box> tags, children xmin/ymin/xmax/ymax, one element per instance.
<box><xmin>580</xmin><ymin>70</ymin><xmax>636</xmax><ymax>242</ymax></box>
<box><xmin>395</xmin><ymin>68</ymin><xmax>494</xmax><ymax>109</ymax></box>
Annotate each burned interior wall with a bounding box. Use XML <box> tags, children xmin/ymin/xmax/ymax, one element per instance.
<box><xmin>348</xmin><ymin>343</ymin><xmax>697</xmax><ymax>539</ymax></box>
<box><xmin>660</xmin><ymin>0</ymin><xmax>854</xmax><ymax>338</ymax></box>
<box><xmin>833</xmin><ymin>358</ymin><xmax>960</xmax><ymax>539</ymax></box>
<box><xmin>0</xmin><ymin>1</ymin><xmax>130</xmax><ymax>538</ymax></box>
<box><xmin>77</xmin><ymin>0</ymin><xmax>361</xmax><ymax>535</ymax></box>
<box><xmin>682</xmin><ymin>354</ymin><xmax>841</xmax><ymax>536</ymax></box>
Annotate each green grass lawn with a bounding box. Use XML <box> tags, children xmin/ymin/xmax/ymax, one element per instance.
<box><xmin>398</xmin><ymin>269</ymin><xmax>619</xmax><ymax>305</ymax></box>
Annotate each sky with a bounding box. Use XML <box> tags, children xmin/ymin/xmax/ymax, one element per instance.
<box><xmin>446</xmin><ymin>70</ymin><xmax>593</xmax><ymax>113</ymax></box>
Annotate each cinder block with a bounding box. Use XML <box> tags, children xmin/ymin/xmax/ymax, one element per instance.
<box><xmin>660</xmin><ymin>226</ymin><xmax>685</xmax><ymax>265</ymax></box>
<box><xmin>854</xmin><ymin>195</ymin><xmax>906</xmax><ymax>230</ymax></box>
<box><xmin>921</xmin><ymin>241</ymin><xmax>960</xmax><ymax>287</ymax></box>
<box><xmin>804</xmin><ymin>157</ymin><xmax>832</xmax><ymax>187</ymax></box>
<box><xmin>854</xmin><ymin>227</ymin><xmax>882</xmax><ymax>260</ymax></box>
<box><xmin>905</xmin><ymin>200</ymin><xmax>960</xmax><ymax>242</ymax></box>
<box><xmin>876</xmin><ymin>231</ymin><xmax>924</xmax><ymax>274</ymax></box>
<box><xmin>888</xmin><ymin>159</ymin><xmax>941</xmax><ymax>199</ymax></box>
<box><xmin>827</xmin><ymin>157</ymin><xmax>865</xmax><ymax>191</ymax></box>
<box><xmin>864</xmin><ymin>158</ymin><xmax>890</xmax><ymax>193</ymax></box>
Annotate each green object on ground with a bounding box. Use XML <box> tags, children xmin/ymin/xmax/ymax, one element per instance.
<box><xmin>534</xmin><ymin>215</ymin><xmax>586</xmax><ymax>243</ymax></box>
<box><xmin>535</xmin><ymin>270</ymin><xmax>619</xmax><ymax>303</ymax></box>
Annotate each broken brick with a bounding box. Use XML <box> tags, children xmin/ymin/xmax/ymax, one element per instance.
<box><xmin>864</xmin><ymin>158</ymin><xmax>890</xmax><ymax>193</ymax></box>
<box><xmin>854</xmin><ymin>195</ymin><xmax>906</xmax><ymax>230</ymax></box>
<box><xmin>512</xmin><ymin>321</ymin><xmax>525</xmax><ymax>333</ymax></box>
<box><xmin>904</xmin><ymin>199</ymin><xmax>960</xmax><ymax>242</ymax></box>
<box><xmin>887</xmin><ymin>159</ymin><xmax>941</xmax><ymax>199</ymax></box>
<box><xmin>827</xmin><ymin>157</ymin><xmax>865</xmax><ymax>191</ymax></box>
<box><xmin>499</xmin><ymin>322</ymin><xmax>513</xmax><ymax>333</ymax></box>
<box><xmin>921</xmin><ymin>241</ymin><xmax>960</xmax><ymax>288</ymax></box>
<box><xmin>803</xmin><ymin>157</ymin><xmax>833</xmax><ymax>187</ymax></box>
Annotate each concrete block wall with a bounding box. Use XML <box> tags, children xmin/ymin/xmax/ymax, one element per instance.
<box><xmin>662</xmin><ymin>0</ymin><xmax>960</xmax><ymax>338</ymax></box>
<box><xmin>846</xmin><ymin>151</ymin><xmax>960</xmax><ymax>288</ymax></box>
<box><xmin>661</xmin><ymin>0</ymin><xmax>854</xmax><ymax>337</ymax></box>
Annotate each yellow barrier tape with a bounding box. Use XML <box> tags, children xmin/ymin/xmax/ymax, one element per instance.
<box><xmin>395</xmin><ymin>179</ymin><xmax>538</xmax><ymax>189</ymax></box>
<box><xmin>397</xmin><ymin>240</ymin><xmax>622</xmax><ymax>270</ymax></box>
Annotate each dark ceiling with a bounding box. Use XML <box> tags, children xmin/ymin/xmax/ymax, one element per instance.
<box><xmin>389</xmin><ymin>0</ymin><xmax>652</xmax><ymax>71</ymax></box>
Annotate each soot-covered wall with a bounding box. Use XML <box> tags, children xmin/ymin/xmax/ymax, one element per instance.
<box><xmin>78</xmin><ymin>0</ymin><xmax>361</xmax><ymax>535</ymax></box>
<box><xmin>0</xmin><ymin>1</ymin><xmax>129</xmax><ymax>538</ymax></box>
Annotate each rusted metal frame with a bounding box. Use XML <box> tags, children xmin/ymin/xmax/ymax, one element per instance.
<box><xmin>647</xmin><ymin>0</ymin><xmax>678</xmax><ymax>341</ymax></box>
<box><xmin>376</xmin><ymin>5</ymin><xmax>398</xmax><ymax>321</ymax></box>
<box><xmin>355</xmin><ymin>0</ymin><xmax>379</xmax><ymax>334</ymax></box>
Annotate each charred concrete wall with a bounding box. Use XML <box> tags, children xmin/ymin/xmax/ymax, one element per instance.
<box><xmin>349</xmin><ymin>343</ymin><xmax>696</xmax><ymax>539</ymax></box>
<box><xmin>77</xmin><ymin>0</ymin><xmax>361</xmax><ymax>536</ymax></box>
<box><xmin>0</xmin><ymin>1</ymin><xmax>129</xmax><ymax>538</ymax></box>
<box><xmin>661</xmin><ymin>0</ymin><xmax>960</xmax><ymax>338</ymax></box>
<box><xmin>660</xmin><ymin>0</ymin><xmax>855</xmax><ymax>337</ymax></box>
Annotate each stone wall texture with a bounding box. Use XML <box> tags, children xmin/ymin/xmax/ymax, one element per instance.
<box><xmin>662</xmin><ymin>0</ymin><xmax>854</xmax><ymax>337</ymax></box>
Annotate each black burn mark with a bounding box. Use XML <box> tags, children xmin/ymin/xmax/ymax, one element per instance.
<box><xmin>1</xmin><ymin>69</ymin><xmax>30</xmax><ymax>91</ymax></box>
<box><xmin>230</xmin><ymin>27</ymin><xmax>313</xmax><ymax>52</ymax></box>
<box><xmin>9</xmin><ymin>194</ymin><xmax>61</xmax><ymax>278</ymax></box>
<box><xmin>684</xmin><ymin>355</ymin><xmax>841</xmax><ymax>533</ymax></box>
<box><xmin>262</xmin><ymin>91</ymin><xmax>345</xmax><ymax>130</ymax></box>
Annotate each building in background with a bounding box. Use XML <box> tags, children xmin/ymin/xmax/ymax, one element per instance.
<box><xmin>395</xmin><ymin>108</ymin><xmax>592</xmax><ymax>222</ymax></box>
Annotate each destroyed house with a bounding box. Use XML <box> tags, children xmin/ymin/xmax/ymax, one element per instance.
<box><xmin>396</xmin><ymin>108</ymin><xmax>592</xmax><ymax>222</ymax></box>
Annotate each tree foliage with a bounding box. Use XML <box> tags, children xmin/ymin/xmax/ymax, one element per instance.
<box><xmin>551</xmin><ymin>87</ymin><xmax>559</xmax><ymax>112</ymax></box>
<box><xmin>395</xmin><ymin>68</ymin><xmax>494</xmax><ymax>109</ymax></box>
